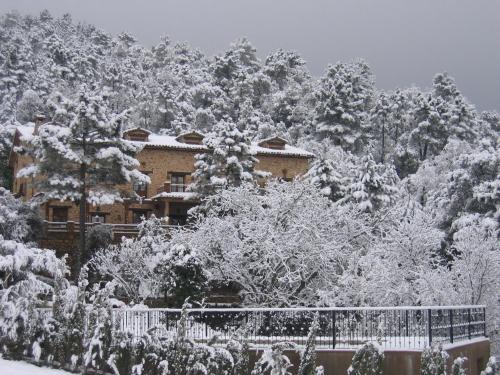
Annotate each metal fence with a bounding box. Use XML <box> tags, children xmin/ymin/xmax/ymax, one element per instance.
<box><xmin>113</xmin><ymin>306</ymin><xmax>486</xmax><ymax>349</ymax></box>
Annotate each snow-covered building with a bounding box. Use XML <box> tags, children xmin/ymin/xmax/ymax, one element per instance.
<box><xmin>9</xmin><ymin>123</ymin><xmax>314</xmax><ymax>226</ymax></box>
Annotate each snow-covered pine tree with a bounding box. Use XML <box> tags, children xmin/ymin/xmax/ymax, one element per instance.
<box><xmin>314</xmin><ymin>60</ymin><xmax>374</xmax><ymax>153</ymax></box>
<box><xmin>18</xmin><ymin>85</ymin><xmax>150</xmax><ymax>275</ymax></box>
<box><xmin>190</xmin><ymin>119</ymin><xmax>262</xmax><ymax>204</ymax></box>
<box><xmin>304</xmin><ymin>157</ymin><xmax>347</xmax><ymax>202</ymax></box>
<box><xmin>408</xmin><ymin>93</ymin><xmax>448</xmax><ymax>162</ymax></box>
<box><xmin>347</xmin><ymin>342</ymin><xmax>384</xmax><ymax>375</ymax></box>
<box><xmin>346</xmin><ymin>154</ymin><xmax>399</xmax><ymax>212</ymax></box>
<box><xmin>297</xmin><ymin>314</ymin><xmax>322</xmax><ymax>375</ymax></box>
<box><xmin>451</xmin><ymin>356</ymin><xmax>468</xmax><ymax>375</ymax></box>
<box><xmin>0</xmin><ymin>123</ymin><xmax>16</xmax><ymax>188</ymax></box>
<box><xmin>370</xmin><ymin>91</ymin><xmax>393</xmax><ymax>163</ymax></box>
<box><xmin>421</xmin><ymin>345</ymin><xmax>449</xmax><ymax>375</ymax></box>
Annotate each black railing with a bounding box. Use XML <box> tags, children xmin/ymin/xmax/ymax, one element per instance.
<box><xmin>113</xmin><ymin>306</ymin><xmax>486</xmax><ymax>349</ymax></box>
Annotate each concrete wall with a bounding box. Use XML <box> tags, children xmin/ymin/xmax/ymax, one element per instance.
<box><xmin>249</xmin><ymin>339</ymin><xmax>490</xmax><ymax>375</ymax></box>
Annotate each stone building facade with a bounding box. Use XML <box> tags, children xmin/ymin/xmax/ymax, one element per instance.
<box><xmin>9</xmin><ymin>124</ymin><xmax>314</xmax><ymax>226</ymax></box>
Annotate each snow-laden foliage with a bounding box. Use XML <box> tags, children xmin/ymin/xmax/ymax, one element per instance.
<box><xmin>190</xmin><ymin>119</ymin><xmax>264</xmax><ymax>206</ymax></box>
<box><xmin>481</xmin><ymin>357</ymin><xmax>498</xmax><ymax>375</ymax></box>
<box><xmin>421</xmin><ymin>345</ymin><xmax>449</xmax><ymax>375</ymax></box>
<box><xmin>0</xmin><ymin>230</ymin><xmax>67</xmax><ymax>359</ymax></box>
<box><xmin>182</xmin><ymin>180</ymin><xmax>373</xmax><ymax>307</ymax></box>
<box><xmin>0</xmin><ymin>187</ymin><xmax>43</xmax><ymax>243</ymax></box>
<box><xmin>347</xmin><ymin>342</ymin><xmax>384</xmax><ymax>375</ymax></box>
<box><xmin>344</xmin><ymin>154</ymin><xmax>399</xmax><ymax>212</ymax></box>
<box><xmin>451</xmin><ymin>356</ymin><xmax>467</xmax><ymax>375</ymax></box>
<box><xmin>314</xmin><ymin>59</ymin><xmax>374</xmax><ymax>153</ymax></box>
<box><xmin>251</xmin><ymin>342</ymin><xmax>296</xmax><ymax>375</ymax></box>
<box><xmin>89</xmin><ymin>216</ymin><xmax>207</xmax><ymax>305</ymax></box>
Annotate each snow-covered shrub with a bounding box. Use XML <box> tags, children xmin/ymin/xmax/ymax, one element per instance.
<box><xmin>451</xmin><ymin>356</ymin><xmax>467</xmax><ymax>375</ymax></box>
<box><xmin>251</xmin><ymin>342</ymin><xmax>296</xmax><ymax>375</ymax></box>
<box><xmin>421</xmin><ymin>345</ymin><xmax>449</xmax><ymax>375</ymax></box>
<box><xmin>0</xmin><ymin>235</ymin><xmax>67</xmax><ymax>359</ymax></box>
<box><xmin>90</xmin><ymin>216</ymin><xmax>207</xmax><ymax>306</ymax></box>
<box><xmin>84</xmin><ymin>281</ymin><xmax>116</xmax><ymax>372</ymax></box>
<box><xmin>227</xmin><ymin>336</ymin><xmax>250</xmax><ymax>375</ymax></box>
<box><xmin>481</xmin><ymin>357</ymin><xmax>498</xmax><ymax>375</ymax></box>
<box><xmin>0</xmin><ymin>187</ymin><xmax>43</xmax><ymax>243</ymax></box>
<box><xmin>347</xmin><ymin>342</ymin><xmax>384</xmax><ymax>375</ymax></box>
<box><xmin>108</xmin><ymin>331</ymin><xmax>134</xmax><ymax>375</ymax></box>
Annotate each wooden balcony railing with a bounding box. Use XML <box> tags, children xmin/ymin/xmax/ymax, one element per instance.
<box><xmin>43</xmin><ymin>221</ymin><xmax>178</xmax><ymax>236</ymax></box>
<box><xmin>156</xmin><ymin>182</ymin><xmax>188</xmax><ymax>194</ymax></box>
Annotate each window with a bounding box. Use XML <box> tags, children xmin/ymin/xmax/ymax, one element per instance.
<box><xmin>89</xmin><ymin>213</ymin><xmax>106</xmax><ymax>224</ymax></box>
<box><xmin>170</xmin><ymin>174</ymin><xmax>185</xmax><ymax>192</ymax></box>
<box><xmin>52</xmin><ymin>207</ymin><xmax>68</xmax><ymax>222</ymax></box>
<box><xmin>133</xmin><ymin>180</ymin><xmax>148</xmax><ymax>197</ymax></box>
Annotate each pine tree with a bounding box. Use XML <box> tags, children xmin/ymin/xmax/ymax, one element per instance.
<box><xmin>347</xmin><ymin>154</ymin><xmax>399</xmax><ymax>212</ymax></box>
<box><xmin>421</xmin><ymin>345</ymin><xmax>448</xmax><ymax>375</ymax></box>
<box><xmin>370</xmin><ymin>92</ymin><xmax>393</xmax><ymax>163</ymax></box>
<box><xmin>347</xmin><ymin>342</ymin><xmax>384</xmax><ymax>375</ymax></box>
<box><xmin>314</xmin><ymin>60</ymin><xmax>374</xmax><ymax>153</ymax></box>
<box><xmin>297</xmin><ymin>314</ymin><xmax>321</xmax><ymax>375</ymax></box>
<box><xmin>19</xmin><ymin>85</ymin><xmax>149</xmax><ymax>276</ymax></box>
<box><xmin>190</xmin><ymin>119</ymin><xmax>262</xmax><ymax>202</ymax></box>
<box><xmin>305</xmin><ymin>157</ymin><xmax>347</xmax><ymax>202</ymax></box>
<box><xmin>408</xmin><ymin>93</ymin><xmax>448</xmax><ymax>162</ymax></box>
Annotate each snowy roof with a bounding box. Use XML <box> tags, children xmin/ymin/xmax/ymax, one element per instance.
<box><xmin>151</xmin><ymin>191</ymin><xmax>198</xmax><ymax>200</ymax></box>
<box><xmin>250</xmin><ymin>143</ymin><xmax>314</xmax><ymax>158</ymax></box>
<box><xmin>14</xmin><ymin>124</ymin><xmax>314</xmax><ymax>158</ymax></box>
<box><xmin>140</xmin><ymin>133</ymin><xmax>314</xmax><ymax>157</ymax></box>
<box><xmin>257</xmin><ymin>136</ymin><xmax>289</xmax><ymax>146</ymax></box>
<box><xmin>123</xmin><ymin>127</ymin><xmax>151</xmax><ymax>135</ymax></box>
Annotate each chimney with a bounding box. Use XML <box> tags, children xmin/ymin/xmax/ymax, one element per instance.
<box><xmin>33</xmin><ymin>114</ymin><xmax>47</xmax><ymax>135</ymax></box>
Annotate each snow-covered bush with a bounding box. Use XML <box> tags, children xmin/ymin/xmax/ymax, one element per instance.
<box><xmin>89</xmin><ymin>216</ymin><xmax>208</xmax><ymax>305</ymax></box>
<box><xmin>421</xmin><ymin>345</ymin><xmax>449</xmax><ymax>375</ymax></box>
<box><xmin>0</xmin><ymin>187</ymin><xmax>43</xmax><ymax>243</ymax></box>
<box><xmin>251</xmin><ymin>342</ymin><xmax>296</xmax><ymax>375</ymax></box>
<box><xmin>0</xmin><ymin>236</ymin><xmax>67</xmax><ymax>359</ymax></box>
<box><xmin>84</xmin><ymin>282</ymin><xmax>116</xmax><ymax>372</ymax></box>
<box><xmin>451</xmin><ymin>356</ymin><xmax>467</xmax><ymax>375</ymax></box>
<box><xmin>347</xmin><ymin>342</ymin><xmax>384</xmax><ymax>375</ymax></box>
<box><xmin>481</xmin><ymin>357</ymin><xmax>498</xmax><ymax>375</ymax></box>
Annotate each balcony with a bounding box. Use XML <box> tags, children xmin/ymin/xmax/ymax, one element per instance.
<box><xmin>156</xmin><ymin>181</ymin><xmax>187</xmax><ymax>194</ymax></box>
<box><xmin>42</xmin><ymin>220</ymin><xmax>176</xmax><ymax>238</ymax></box>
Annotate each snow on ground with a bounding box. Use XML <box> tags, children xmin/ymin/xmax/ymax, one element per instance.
<box><xmin>0</xmin><ymin>358</ymin><xmax>72</xmax><ymax>375</ymax></box>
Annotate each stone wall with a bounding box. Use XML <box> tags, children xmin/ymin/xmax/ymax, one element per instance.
<box><xmin>249</xmin><ymin>339</ymin><xmax>491</xmax><ymax>375</ymax></box>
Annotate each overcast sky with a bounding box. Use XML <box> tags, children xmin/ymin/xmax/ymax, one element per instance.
<box><xmin>1</xmin><ymin>0</ymin><xmax>499</xmax><ymax>112</ymax></box>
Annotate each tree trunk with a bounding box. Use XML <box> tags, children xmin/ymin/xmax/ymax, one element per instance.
<box><xmin>380</xmin><ymin>123</ymin><xmax>386</xmax><ymax>164</ymax></box>
<box><xmin>76</xmin><ymin>163</ymin><xmax>87</xmax><ymax>278</ymax></box>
